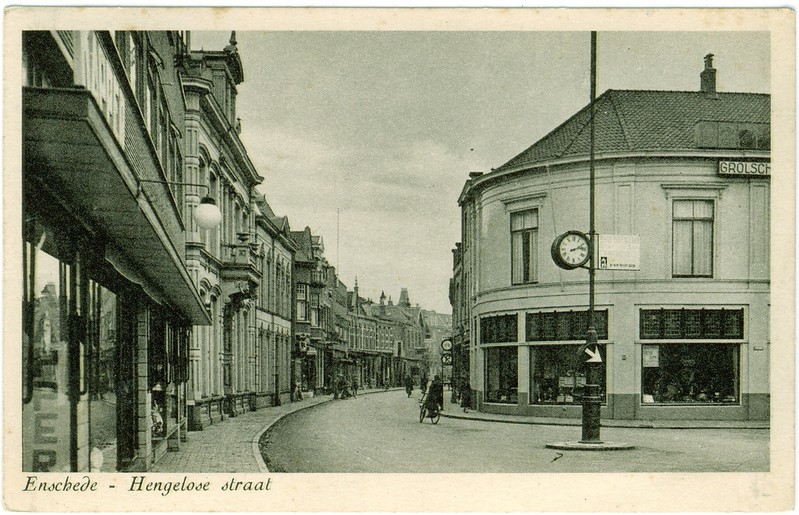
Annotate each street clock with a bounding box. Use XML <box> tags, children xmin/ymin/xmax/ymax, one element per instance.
<box><xmin>551</xmin><ymin>230</ymin><xmax>592</xmax><ymax>270</ymax></box>
<box><xmin>441</xmin><ymin>339</ymin><xmax>453</xmax><ymax>351</ymax></box>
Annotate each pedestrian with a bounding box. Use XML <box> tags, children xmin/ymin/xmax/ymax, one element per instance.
<box><xmin>431</xmin><ymin>374</ymin><xmax>444</xmax><ymax>412</ymax></box>
<box><xmin>420</xmin><ymin>374</ymin><xmax>428</xmax><ymax>394</ymax></box>
<box><xmin>352</xmin><ymin>378</ymin><xmax>359</xmax><ymax>398</ymax></box>
<box><xmin>404</xmin><ymin>374</ymin><xmax>414</xmax><ymax>397</ymax></box>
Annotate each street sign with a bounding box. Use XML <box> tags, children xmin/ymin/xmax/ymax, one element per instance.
<box><xmin>441</xmin><ymin>353</ymin><xmax>452</xmax><ymax>365</ymax></box>
<box><xmin>584</xmin><ymin>345</ymin><xmax>602</xmax><ymax>363</ymax></box>
<box><xmin>596</xmin><ymin>234</ymin><xmax>640</xmax><ymax>271</ymax></box>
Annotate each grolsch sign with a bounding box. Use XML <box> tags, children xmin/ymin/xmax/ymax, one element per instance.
<box><xmin>718</xmin><ymin>160</ymin><xmax>770</xmax><ymax>177</ymax></box>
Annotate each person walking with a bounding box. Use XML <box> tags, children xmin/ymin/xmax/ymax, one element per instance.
<box><xmin>352</xmin><ymin>377</ymin><xmax>359</xmax><ymax>398</ymax></box>
<box><xmin>404</xmin><ymin>374</ymin><xmax>414</xmax><ymax>397</ymax></box>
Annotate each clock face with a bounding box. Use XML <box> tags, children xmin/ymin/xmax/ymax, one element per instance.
<box><xmin>551</xmin><ymin>231</ymin><xmax>591</xmax><ymax>270</ymax></box>
<box><xmin>559</xmin><ymin>233</ymin><xmax>589</xmax><ymax>265</ymax></box>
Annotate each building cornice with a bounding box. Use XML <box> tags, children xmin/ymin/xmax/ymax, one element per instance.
<box><xmin>459</xmin><ymin>149</ymin><xmax>770</xmax><ymax>205</ymax></box>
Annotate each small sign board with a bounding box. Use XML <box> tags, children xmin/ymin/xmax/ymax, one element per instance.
<box><xmin>718</xmin><ymin>160</ymin><xmax>770</xmax><ymax>177</ymax></box>
<box><xmin>643</xmin><ymin>345</ymin><xmax>659</xmax><ymax>367</ymax></box>
<box><xmin>596</xmin><ymin>234</ymin><xmax>640</xmax><ymax>271</ymax></box>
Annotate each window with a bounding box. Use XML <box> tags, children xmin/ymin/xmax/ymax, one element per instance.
<box><xmin>641</xmin><ymin>344</ymin><xmax>739</xmax><ymax>404</ymax></box>
<box><xmin>296</xmin><ymin>284</ymin><xmax>307</xmax><ymax>321</ymax></box>
<box><xmin>673</xmin><ymin>199</ymin><xmax>713</xmax><ymax>277</ymax></box>
<box><xmin>530</xmin><ymin>345</ymin><xmax>607</xmax><ymax>405</ymax></box>
<box><xmin>526</xmin><ymin>310</ymin><xmax>609</xmax><ymax>341</ymax></box>
<box><xmin>485</xmin><ymin>346</ymin><xmax>518</xmax><ymax>403</ymax></box>
<box><xmin>310</xmin><ymin>293</ymin><xmax>320</xmax><ymax>327</ymax></box>
<box><xmin>640</xmin><ymin>308</ymin><xmax>744</xmax><ymax>340</ymax></box>
<box><xmin>511</xmin><ymin>210</ymin><xmax>538</xmax><ymax>284</ymax></box>
<box><xmin>480</xmin><ymin>315</ymin><xmax>517</xmax><ymax>343</ymax></box>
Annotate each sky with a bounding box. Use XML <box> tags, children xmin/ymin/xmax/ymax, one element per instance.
<box><xmin>190</xmin><ymin>30</ymin><xmax>770</xmax><ymax>313</ymax></box>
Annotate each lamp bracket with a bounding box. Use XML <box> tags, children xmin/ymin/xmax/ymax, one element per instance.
<box><xmin>137</xmin><ymin>179</ymin><xmax>211</xmax><ymax>198</ymax></box>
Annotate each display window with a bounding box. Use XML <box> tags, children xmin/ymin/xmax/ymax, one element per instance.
<box><xmin>23</xmin><ymin>214</ymin><xmax>138</xmax><ymax>471</ymax></box>
<box><xmin>530</xmin><ymin>345</ymin><xmax>606</xmax><ymax>404</ymax></box>
<box><xmin>641</xmin><ymin>343</ymin><xmax>739</xmax><ymax>404</ymax></box>
<box><xmin>484</xmin><ymin>346</ymin><xmax>517</xmax><ymax>403</ymax></box>
<box><xmin>23</xmin><ymin>222</ymin><xmax>73</xmax><ymax>472</ymax></box>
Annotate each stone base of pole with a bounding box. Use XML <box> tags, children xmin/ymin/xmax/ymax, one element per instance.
<box><xmin>545</xmin><ymin>441</ymin><xmax>635</xmax><ymax>451</ymax></box>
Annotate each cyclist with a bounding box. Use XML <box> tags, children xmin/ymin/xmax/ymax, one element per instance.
<box><xmin>423</xmin><ymin>374</ymin><xmax>444</xmax><ymax>416</ymax></box>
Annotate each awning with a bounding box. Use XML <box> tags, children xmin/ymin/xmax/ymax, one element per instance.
<box><xmin>24</xmin><ymin>87</ymin><xmax>211</xmax><ymax>325</ymax></box>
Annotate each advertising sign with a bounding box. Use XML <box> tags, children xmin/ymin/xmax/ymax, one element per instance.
<box><xmin>718</xmin><ymin>160</ymin><xmax>770</xmax><ymax>177</ymax></box>
<box><xmin>597</xmin><ymin>234</ymin><xmax>640</xmax><ymax>271</ymax></box>
<box><xmin>643</xmin><ymin>345</ymin><xmax>660</xmax><ymax>367</ymax></box>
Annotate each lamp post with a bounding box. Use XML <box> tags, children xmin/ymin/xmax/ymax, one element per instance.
<box><xmin>137</xmin><ymin>179</ymin><xmax>223</xmax><ymax>229</ymax></box>
<box><xmin>580</xmin><ymin>30</ymin><xmax>602</xmax><ymax>444</ymax></box>
<box><xmin>547</xmin><ymin>32</ymin><xmax>633</xmax><ymax>452</ymax></box>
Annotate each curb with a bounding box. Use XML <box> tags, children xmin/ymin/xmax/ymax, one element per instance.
<box><xmin>250</xmin><ymin>388</ymin><xmax>403</xmax><ymax>472</ymax></box>
<box><xmin>440</xmin><ymin>412</ymin><xmax>770</xmax><ymax>430</ymax></box>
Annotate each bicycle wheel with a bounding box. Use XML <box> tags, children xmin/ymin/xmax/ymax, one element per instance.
<box><xmin>419</xmin><ymin>405</ymin><xmax>426</xmax><ymax>423</ymax></box>
<box><xmin>431</xmin><ymin>405</ymin><xmax>441</xmax><ymax>424</ymax></box>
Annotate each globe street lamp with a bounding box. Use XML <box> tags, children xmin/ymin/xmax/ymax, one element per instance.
<box><xmin>138</xmin><ymin>179</ymin><xmax>223</xmax><ymax>229</ymax></box>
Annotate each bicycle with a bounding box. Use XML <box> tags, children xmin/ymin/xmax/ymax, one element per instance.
<box><xmin>419</xmin><ymin>392</ymin><xmax>441</xmax><ymax>424</ymax></box>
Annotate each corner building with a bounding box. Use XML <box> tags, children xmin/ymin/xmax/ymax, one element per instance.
<box><xmin>454</xmin><ymin>60</ymin><xmax>770</xmax><ymax>421</ymax></box>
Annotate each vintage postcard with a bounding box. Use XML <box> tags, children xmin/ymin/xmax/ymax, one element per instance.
<box><xmin>4</xmin><ymin>5</ymin><xmax>795</xmax><ymax>512</ymax></box>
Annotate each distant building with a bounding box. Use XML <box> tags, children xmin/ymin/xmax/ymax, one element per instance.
<box><xmin>421</xmin><ymin>310</ymin><xmax>453</xmax><ymax>379</ymax></box>
<box><xmin>452</xmin><ymin>56</ymin><xmax>770</xmax><ymax>421</ymax></box>
<box><xmin>252</xmin><ymin>196</ymin><xmax>298</xmax><ymax>408</ymax></box>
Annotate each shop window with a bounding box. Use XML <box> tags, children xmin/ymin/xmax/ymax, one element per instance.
<box><xmin>149</xmin><ymin>311</ymin><xmax>167</xmax><ymax>439</ymax></box>
<box><xmin>672</xmin><ymin>199</ymin><xmax>714</xmax><ymax>277</ymax></box>
<box><xmin>526</xmin><ymin>310</ymin><xmax>608</xmax><ymax>341</ymax></box>
<box><xmin>511</xmin><ymin>209</ymin><xmax>538</xmax><ymax>284</ymax></box>
<box><xmin>639</xmin><ymin>308</ymin><xmax>743</xmax><ymax>340</ymax></box>
<box><xmin>530</xmin><ymin>345</ymin><xmax>607</xmax><ymax>405</ymax></box>
<box><xmin>484</xmin><ymin>346</ymin><xmax>518</xmax><ymax>404</ymax></box>
<box><xmin>641</xmin><ymin>344</ymin><xmax>739</xmax><ymax>404</ymax></box>
<box><xmin>87</xmin><ymin>281</ymin><xmax>118</xmax><ymax>471</ymax></box>
<box><xmin>480</xmin><ymin>314</ymin><xmax>517</xmax><ymax>343</ymax></box>
<box><xmin>23</xmin><ymin>230</ymin><xmax>73</xmax><ymax>472</ymax></box>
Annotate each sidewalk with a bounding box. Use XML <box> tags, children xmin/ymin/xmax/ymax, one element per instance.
<box><xmin>150</xmin><ymin>388</ymin><xmax>393</xmax><ymax>473</ymax></box>
<box><xmin>440</xmin><ymin>403</ymin><xmax>770</xmax><ymax>430</ymax></box>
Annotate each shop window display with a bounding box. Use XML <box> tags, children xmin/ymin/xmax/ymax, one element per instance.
<box><xmin>530</xmin><ymin>345</ymin><xmax>606</xmax><ymax>404</ymax></box>
<box><xmin>87</xmin><ymin>282</ymin><xmax>118</xmax><ymax>471</ymax></box>
<box><xmin>485</xmin><ymin>346</ymin><xmax>518</xmax><ymax>403</ymax></box>
<box><xmin>23</xmin><ymin>231</ymin><xmax>72</xmax><ymax>472</ymax></box>
<box><xmin>641</xmin><ymin>344</ymin><xmax>739</xmax><ymax>404</ymax></box>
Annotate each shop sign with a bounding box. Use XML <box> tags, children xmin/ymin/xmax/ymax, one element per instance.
<box><xmin>596</xmin><ymin>234</ymin><xmax>640</xmax><ymax>271</ymax></box>
<box><xmin>718</xmin><ymin>160</ymin><xmax>770</xmax><ymax>177</ymax></box>
<box><xmin>643</xmin><ymin>345</ymin><xmax>659</xmax><ymax>367</ymax></box>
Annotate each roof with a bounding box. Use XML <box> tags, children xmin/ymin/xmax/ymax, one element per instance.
<box><xmin>290</xmin><ymin>228</ymin><xmax>314</xmax><ymax>263</ymax></box>
<box><xmin>255</xmin><ymin>195</ymin><xmax>291</xmax><ymax>236</ymax></box>
<box><xmin>497</xmin><ymin>90</ymin><xmax>770</xmax><ymax>172</ymax></box>
<box><xmin>422</xmin><ymin>310</ymin><xmax>452</xmax><ymax>328</ymax></box>
<box><xmin>364</xmin><ymin>303</ymin><xmax>423</xmax><ymax>326</ymax></box>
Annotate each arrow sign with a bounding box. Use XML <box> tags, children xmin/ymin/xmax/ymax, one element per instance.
<box><xmin>584</xmin><ymin>346</ymin><xmax>603</xmax><ymax>363</ymax></box>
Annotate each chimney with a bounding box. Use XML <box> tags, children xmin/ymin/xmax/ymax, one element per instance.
<box><xmin>700</xmin><ymin>53</ymin><xmax>717</xmax><ymax>93</ymax></box>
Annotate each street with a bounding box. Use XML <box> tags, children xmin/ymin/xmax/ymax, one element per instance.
<box><xmin>261</xmin><ymin>390</ymin><xmax>769</xmax><ymax>473</ymax></box>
